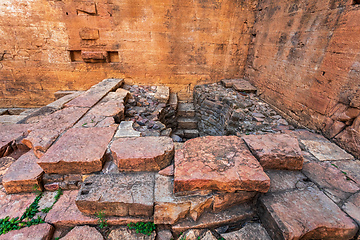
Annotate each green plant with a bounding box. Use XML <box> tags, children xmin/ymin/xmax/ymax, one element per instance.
<box><xmin>21</xmin><ymin>193</ymin><xmax>42</xmax><ymax>220</ymax></box>
<box><xmin>41</xmin><ymin>207</ymin><xmax>52</xmax><ymax>213</ymax></box>
<box><xmin>128</xmin><ymin>222</ymin><xmax>155</xmax><ymax>236</ymax></box>
<box><xmin>96</xmin><ymin>212</ymin><xmax>108</xmax><ymax>229</ymax></box>
<box><xmin>55</xmin><ymin>238</ymin><xmax>60</xmax><ymax>240</ymax></box>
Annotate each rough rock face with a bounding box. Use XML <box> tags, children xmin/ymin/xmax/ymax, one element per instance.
<box><xmin>0</xmin><ymin>124</ymin><xmax>30</xmax><ymax>157</ymax></box>
<box><xmin>38</xmin><ymin>127</ymin><xmax>116</xmax><ymax>174</ymax></box>
<box><xmin>174</xmin><ymin>136</ymin><xmax>270</xmax><ymax>194</ymax></box>
<box><xmin>221</xmin><ymin>223</ymin><xmax>271</xmax><ymax>240</ymax></box>
<box><xmin>242</xmin><ymin>133</ymin><xmax>304</xmax><ymax>170</ymax></box>
<box><xmin>76</xmin><ymin>173</ymin><xmax>156</xmax><ymax>217</ymax></box>
<box><xmin>0</xmin><ymin>186</ymin><xmax>36</xmax><ymax>219</ymax></box>
<box><xmin>259</xmin><ymin>187</ymin><xmax>358</xmax><ymax>240</ymax></box>
<box><xmin>61</xmin><ymin>226</ymin><xmax>104</xmax><ymax>240</ymax></box>
<box><xmin>0</xmin><ymin>223</ymin><xmax>54</xmax><ymax>240</ymax></box>
<box><xmin>108</xmin><ymin>226</ymin><xmax>156</xmax><ymax>240</ymax></box>
<box><xmin>111</xmin><ymin>136</ymin><xmax>174</xmax><ymax>172</ymax></box>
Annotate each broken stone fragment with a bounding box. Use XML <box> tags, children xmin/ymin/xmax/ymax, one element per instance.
<box><xmin>0</xmin><ymin>124</ymin><xmax>30</xmax><ymax>157</ymax></box>
<box><xmin>2</xmin><ymin>151</ymin><xmax>43</xmax><ymax>194</ymax></box>
<box><xmin>0</xmin><ymin>156</ymin><xmax>16</xmax><ymax>183</ymax></box>
<box><xmin>242</xmin><ymin>133</ymin><xmax>304</xmax><ymax>170</ymax></box>
<box><xmin>76</xmin><ymin>173</ymin><xmax>155</xmax><ymax>217</ymax></box>
<box><xmin>111</xmin><ymin>136</ymin><xmax>174</xmax><ymax>172</ymax></box>
<box><xmin>259</xmin><ymin>187</ymin><xmax>358</xmax><ymax>240</ymax></box>
<box><xmin>61</xmin><ymin>225</ymin><xmax>104</xmax><ymax>240</ymax></box>
<box><xmin>174</xmin><ymin>136</ymin><xmax>270</xmax><ymax>194</ymax></box>
<box><xmin>154</xmin><ymin>86</ymin><xmax>170</xmax><ymax>103</ymax></box>
<box><xmin>114</xmin><ymin>121</ymin><xmax>141</xmax><ymax>138</ymax></box>
<box><xmin>38</xmin><ymin>127</ymin><xmax>116</xmax><ymax>174</ymax></box>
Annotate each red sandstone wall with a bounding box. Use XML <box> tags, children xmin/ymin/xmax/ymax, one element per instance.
<box><xmin>0</xmin><ymin>0</ymin><xmax>256</xmax><ymax>107</ymax></box>
<box><xmin>246</xmin><ymin>0</ymin><xmax>360</xmax><ymax>157</ymax></box>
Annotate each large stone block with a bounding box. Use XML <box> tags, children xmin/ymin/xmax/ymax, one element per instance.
<box><xmin>76</xmin><ymin>173</ymin><xmax>156</xmax><ymax>217</ymax></box>
<box><xmin>38</xmin><ymin>127</ymin><xmax>116</xmax><ymax>174</ymax></box>
<box><xmin>259</xmin><ymin>187</ymin><xmax>358</xmax><ymax>240</ymax></box>
<box><xmin>111</xmin><ymin>136</ymin><xmax>174</xmax><ymax>172</ymax></box>
<box><xmin>0</xmin><ymin>186</ymin><xmax>36</xmax><ymax>219</ymax></box>
<box><xmin>2</xmin><ymin>151</ymin><xmax>43</xmax><ymax>194</ymax></box>
<box><xmin>61</xmin><ymin>225</ymin><xmax>104</xmax><ymax>240</ymax></box>
<box><xmin>174</xmin><ymin>136</ymin><xmax>270</xmax><ymax>194</ymax></box>
<box><xmin>0</xmin><ymin>124</ymin><xmax>30</xmax><ymax>157</ymax></box>
<box><xmin>301</xmin><ymin>139</ymin><xmax>354</xmax><ymax>161</ymax></box>
<box><xmin>243</xmin><ymin>133</ymin><xmax>304</xmax><ymax>170</ymax></box>
<box><xmin>0</xmin><ymin>223</ymin><xmax>54</xmax><ymax>240</ymax></box>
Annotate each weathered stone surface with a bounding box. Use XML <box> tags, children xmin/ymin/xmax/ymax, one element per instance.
<box><xmin>177</xmin><ymin>117</ymin><xmax>197</xmax><ymax>129</ymax></box>
<box><xmin>65</xmin><ymin>78</ymin><xmax>124</xmax><ymax>108</ymax></box>
<box><xmin>157</xmin><ymin>230</ymin><xmax>173</xmax><ymax>240</ymax></box>
<box><xmin>342</xmin><ymin>192</ymin><xmax>360</xmax><ymax>225</ymax></box>
<box><xmin>158</xmin><ymin>164</ymin><xmax>174</xmax><ymax>176</ymax></box>
<box><xmin>232</xmin><ymin>79</ymin><xmax>257</xmax><ymax>93</ymax></box>
<box><xmin>54</xmin><ymin>90</ymin><xmax>82</xmax><ymax>100</ymax></box>
<box><xmin>212</xmin><ymin>191</ymin><xmax>256</xmax><ymax>212</ymax></box>
<box><xmin>38</xmin><ymin>127</ymin><xmax>115</xmax><ymax>174</ymax></box>
<box><xmin>0</xmin><ymin>115</ymin><xmax>26</xmax><ymax>125</ymax></box>
<box><xmin>259</xmin><ymin>187</ymin><xmax>358</xmax><ymax>240</ymax></box>
<box><xmin>199</xmin><ymin>230</ymin><xmax>217</xmax><ymax>240</ymax></box>
<box><xmin>115</xmin><ymin>88</ymin><xmax>131</xmax><ymax>102</ymax></box>
<box><xmin>178</xmin><ymin>103</ymin><xmax>195</xmax><ymax>118</ymax></box>
<box><xmin>16</xmin><ymin>106</ymin><xmax>57</xmax><ymax>124</ymax></box>
<box><xmin>0</xmin><ymin>223</ymin><xmax>54</xmax><ymax>240</ymax></box>
<box><xmin>172</xmin><ymin>204</ymin><xmax>255</xmax><ymax>235</ymax></box>
<box><xmin>46</xmin><ymin>190</ymin><xmax>151</xmax><ymax>226</ymax></box>
<box><xmin>76</xmin><ymin>173</ymin><xmax>155</xmax><ymax>217</ymax></box>
<box><xmin>301</xmin><ymin>140</ymin><xmax>354</xmax><ymax>161</ymax></box>
<box><xmin>0</xmin><ymin>156</ymin><xmax>16</xmax><ymax>183</ymax></box>
<box><xmin>79</xmin><ymin>28</ymin><xmax>99</xmax><ymax>40</ymax></box>
<box><xmin>0</xmin><ymin>124</ymin><xmax>30</xmax><ymax>157</ymax></box>
<box><xmin>0</xmin><ymin>185</ymin><xmax>36</xmax><ymax>219</ymax></box>
<box><xmin>114</xmin><ymin>121</ymin><xmax>141</xmax><ymax>138</ymax></box>
<box><xmin>265</xmin><ymin>170</ymin><xmax>310</xmax><ymax>193</ymax></box>
<box><xmin>243</xmin><ymin>134</ymin><xmax>304</xmax><ymax>170</ymax></box>
<box><xmin>169</xmin><ymin>92</ymin><xmax>178</xmax><ymax>110</ymax></box>
<box><xmin>61</xmin><ymin>226</ymin><xmax>104</xmax><ymax>240</ymax></box>
<box><xmin>154</xmin><ymin>86</ymin><xmax>170</xmax><ymax>103</ymax></box>
<box><xmin>221</xmin><ymin>223</ymin><xmax>271</xmax><ymax>240</ymax></box>
<box><xmin>302</xmin><ymin>160</ymin><xmax>360</xmax><ymax>203</ymax></box>
<box><xmin>2</xmin><ymin>151</ymin><xmax>43</xmax><ymax>194</ymax></box>
<box><xmin>111</xmin><ymin>136</ymin><xmax>174</xmax><ymax>172</ymax></box>
<box><xmin>174</xmin><ymin>136</ymin><xmax>270</xmax><ymax>193</ymax></box>
<box><xmin>335</xmin><ymin>117</ymin><xmax>360</xmax><ymax>159</ymax></box>
<box><xmin>332</xmin><ymin>160</ymin><xmax>360</xmax><ymax>185</ymax></box>
<box><xmin>47</xmin><ymin>91</ymin><xmax>84</xmax><ymax>110</ymax></box>
<box><xmin>177</xmin><ymin>229</ymin><xmax>207</xmax><ymax>240</ymax></box>
<box><xmin>108</xmin><ymin>226</ymin><xmax>156</xmax><ymax>240</ymax></box>
<box><xmin>22</xmin><ymin>107</ymin><xmax>88</xmax><ymax>157</ymax></box>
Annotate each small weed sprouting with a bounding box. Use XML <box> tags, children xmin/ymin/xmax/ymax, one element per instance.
<box><xmin>96</xmin><ymin>212</ymin><xmax>108</xmax><ymax>229</ymax></box>
<box><xmin>127</xmin><ymin>222</ymin><xmax>155</xmax><ymax>236</ymax></box>
<box><xmin>41</xmin><ymin>207</ymin><xmax>52</xmax><ymax>213</ymax></box>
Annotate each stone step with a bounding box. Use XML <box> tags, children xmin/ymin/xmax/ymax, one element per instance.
<box><xmin>169</xmin><ymin>92</ymin><xmax>178</xmax><ymax>110</ymax></box>
<box><xmin>111</xmin><ymin>136</ymin><xmax>174</xmax><ymax>172</ymax></box>
<box><xmin>2</xmin><ymin>151</ymin><xmax>44</xmax><ymax>194</ymax></box>
<box><xmin>259</xmin><ymin>187</ymin><xmax>358</xmax><ymax>240</ymax></box>
<box><xmin>174</xmin><ymin>136</ymin><xmax>270</xmax><ymax>194</ymax></box>
<box><xmin>177</xmin><ymin>117</ymin><xmax>198</xmax><ymax>129</ymax></box>
<box><xmin>76</xmin><ymin>173</ymin><xmax>156</xmax><ymax>217</ymax></box>
<box><xmin>177</xmin><ymin>103</ymin><xmax>195</xmax><ymax>118</ymax></box>
<box><xmin>173</xmin><ymin>129</ymin><xmax>199</xmax><ymax>139</ymax></box>
<box><xmin>37</xmin><ymin>126</ymin><xmax>116</xmax><ymax>174</ymax></box>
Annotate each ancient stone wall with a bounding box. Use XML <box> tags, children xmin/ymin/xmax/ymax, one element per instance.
<box><xmin>246</xmin><ymin>0</ymin><xmax>360</xmax><ymax>157</ymax></box>
<box><xmin>0</xmin><ymin>0</ymin><xmax>256</xmax><ymax>107</ymax></box>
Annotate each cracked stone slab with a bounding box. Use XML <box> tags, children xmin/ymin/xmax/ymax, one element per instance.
<box><xmin>114</xmin><ymin>121</ymin><xmax>141</xmax><ymax>138</ymax></box>
<box><xmin>65</xmin><ymin>78</ymin><xmax>124</xmax><ymax>108</ymax></box>
<box><xmin>330</xmin><ymin>160</ymin><xmax>360</xmax><ymax>185</ymax></box>
<box><xmin>0</xmin><ymin>223</ymin><xmax>54</xmax><ymax>240</ymax></box>
<box><xmin>76</xmin><ymin>173</ymin><xmax>155</xmax><ymax>217</ymax></box>
<box><xmin>38</xmin><ymin>127</ymin><xmax>116</xmax><ymax>174</ymax></box>
<box><xmin>0</xmin><ymin>156</ymin><xmax>16</xmax><ymax>183</ymax></box>
<box><xmin>47</xmin><ymin>91</ymin><xmax>84</xmax><ymax>110</ymax></box>
<box><xmin>2</xmin><ymin>151</ymin><xmax>44</xmax><ymax>194</ymax></box>
<box><xmin>259</xmin><ymin>187</ymin><xmax>358</xmax><ymax>240</ymax></box>
<box><xmin>0</xmin><ymin>124</ymin><xmax>30</xmax><ymax>157</ymax></box>
<box><xmin>0</xmin><ymin>115</ymin><xmax>26</xmax><ymax>125</ymax></box>
<box><xmin>301</xmin><ymin>140</ymin><xmax>354</xmax><ymax>161</ymax></box>
<box><xmin>243</xmin><ymin>134</ymin><xmax>304</xmax><ymax>170</ymax></box>
<box><xmin>265</xmin><ymin>170</ymin><xmax>310</xmax><ymax>193</ymax></box>
<box><xmin>61</xmin><ymin>225</ymin><xmax>104</xmax><ymax>240</ymax></box>
<box><xmin>221</xmin><ymin>223</ymin><xmax>271</xmax><ymax>240</ymax></box>
<box><xmin>46</xmin><ymin>190</ymin><xmax>152</xmax><ymax>227</ymax></box>
<box><xmin>111</xmin><ymin>136</ymin><xmax>174</xmax><ymax>172</ymax></box>
<box><xmin>174</xmin><ymin>136</ymin><xmax>270</xmax><ymax>194</ymax></box>
<box><xmin>342</xmin><ymin>192</ymin><xmax>360</xmax><ymax>226</ymax></box>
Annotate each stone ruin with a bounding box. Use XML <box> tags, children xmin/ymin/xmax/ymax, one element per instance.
<box><xmin>0</xmin><ymin>78</ymin><xmax>359</xmax><ymax>240</ymax></box>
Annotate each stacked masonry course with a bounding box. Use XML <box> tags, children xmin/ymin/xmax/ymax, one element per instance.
<box><xmin>0</xmin><ymin>79</ymin><xmax>359</xmax><ymax>239</ymax></box>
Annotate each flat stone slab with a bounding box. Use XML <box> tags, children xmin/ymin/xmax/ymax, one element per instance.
<box><xmin>242</xmin><ymin>133</ymin><xmax>304</xmax><ymax>170</ymax></box>
<box><xmin>38</xmin><ymin>127</ymin><xmax>116</xmax><ymax>174</ymax></box>
<box><xmin>301</xmin><ymin>139</ymin><xmax>354</xmax><ymax>161</ymax></box>
<box><xmin>22</xmin><ymin>107</ymin><xmax>88</xmax><ymax>157</ymax></box>
<box><xmin>111</xmin><ymin>136</ymin><xmax>174</xmax><ymax>172</ymax></box>
<box><xmin>332</xmin><ymin>160</ymin><xmax>360</xmax><ymax>185</ymax></box>
<box><xmin>221</xmin><ymin>223</ymin><xmax>271</xmax><ymax>240</ymax></box>
<box><xmin>46</xmin><ymin>190</ymin><xmax>152</xmax><ymax>227</ymax></box>
<box><xmin>0</xmin><ymin>223</ymin><xmax>54</xmax><ymax>240</ymax></box>
<box><xmin>108</xmin><ymin>226</ymin><xmax>156</xmax><ymax>240</ymax></box>
<box><xmin>65</xmin><ymin>78</ymin><xmax>124</xmax><ymax>108</ymax></box>
<box><xmin>0</xmin><ymin>124</ymin><xmax>30</xmax><ymax>156</ymax></box>
<box><xmin>76</xmin><ymin>173</ymin><xmax>155</xmax><ymax>217</ymax></box>
<box><xmin>265</xmin><ymin>170</ymin><xmax>310</xmax><ymax>193</ymax></box>
<box><xmin>342</xmin><ymin>192</ymin><xmax>360</xmax><ymax>225</ymax></box>
<box><xmin>174</xmin><ymin>136</ymin><xmax>270</xmax><ymax>194</ymax></box>
<box><xmin>2</xmin><ymin>151</ymin><xmax>44</xmax><ymax>194</ymax></box>
<box><xmin>47</xmin><ymin>91</ymin><xmax>84</xmax><ymax>110</ymax></box>
<box><xmin>259</xmin><ymin>187</ymin><xmax>358</xmax><ymax>240</ymax></box>
<box><xmin>0</xmin><ymin>115</ymin><xmax>26</xmax><ymax>124</ymax></box>
<box><xmin>114</xmin><ymin>121</ymin><xmax>141</xmax><ymax>138</ymax></box>
<box><xmin>172</xmin><ymin>203</ymin><xmax>255</xmax><ymax>235</ymax></box>
<box><xmin>0</xmin><ymin>156</ymin><xmax>16</xmax><ymax>183</ymax></box>
<box><xmin>232</xmin><ymin>79</ymin><xmax>257</xmax><ymax>93</ymax></box>
<box><xmin>61</xmin><ymin>226</ymin><xmax>104</xmax><ymax>240</ymax></box>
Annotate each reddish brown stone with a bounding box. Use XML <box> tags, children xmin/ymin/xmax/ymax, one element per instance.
<box><xmin>65</xmin><ymin>78</ymin><xmax>124</xmax><ymax>108</ymax></box>
<box><xmin>0</xmin><ymin>156</ymin><xmax>16</xmax><ymax>183</ymax></box>
<box><xmin>0</xmin><ymin>186</ymin><xmax>36</xmax><ymax>219</ymax></box>
<box><xmin>46</xmin><ymin>190</ymin><xmax>151</xmax><ymax>227</ymax></box>
<box><xmin>242</xmin><ymin>134</ymin><xmax>304</xmax><ymax>170</ymax></box>
<box><xmin>0</xmin><ymin>124</ymin><xmax>30</xmax><ymax>157</ymax></box>
<box><xmin>0</xmin><ymin>223</ymin><xmax>54</xmax><ymax>240</ymax></box>
<box><xmin>232</xmin><ymin>79</ymin><xmax>257</xmax><ymax>93</ymax></box>
<box><xmin>301</xmin><ymin>139</ymin><xmax>354</xmax><ymax>161</ymax></box>
<box><xmin>2</xmin><ymin>151</ymin><xmax>43</xmax><ymax>194</ymax></box>
<box><xmin>61</xmin><ymin>226</ymin><xmax>104</xmax><ymax>240</ymax></box>
<box><xmin>259</xmin><ymin>187</ymin><xmax>358</xmax><ymax>240</ymax></box>
<box><xmin>342</xmin><ymin>192</ymin><xmax>360</xmax><ymax>226</ymax></box>
<box><xmin>212</xmin><ymin>191</ymin><xmax>257</xmax><ymax>212</ymax></box>
<box><xmin>79</xmin><ymin>28</ymin><xmax>99</xmax><ymax>40</ymax></box>
<box><xmin>174</xmin><ymin>136</ymin><xmax>270</xmax><ymax>194</ymax></box>
<box><xmin>82</xmin><ymin>51</ymin><xmax>108</xmax><ymax>63</ymax></box>
<box><xmin>158</xmin><ymin>164</ymin><xmax>174</xmax><ymax>176</ymax></box>
<box><xmin>38</xmin><ymin>127</ymin><xmax>116</xmax><ymax>174</ymax></box>
<box><xmin>265</xmin><ymin>170</ymin><xmax>309</xmax><ymax>193</ymax></box>
<box><xmin>108</xmin><ymin>226</ymin><xmax>156</xmax><ymax>240</ymax></box>
<box><xmin>335</xmin><ymin>116</ymin><xmax>360</xmax><ymax>159</ymax></box>
<box><xmin>221</xmin><ymin>223</ymin><xmax>271</xmax><ymax>240</ymax></box>
<box><xmin>111</xmin><ymin>136</ymin><xmax>174</xmax><ymax>172</ymax></box>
